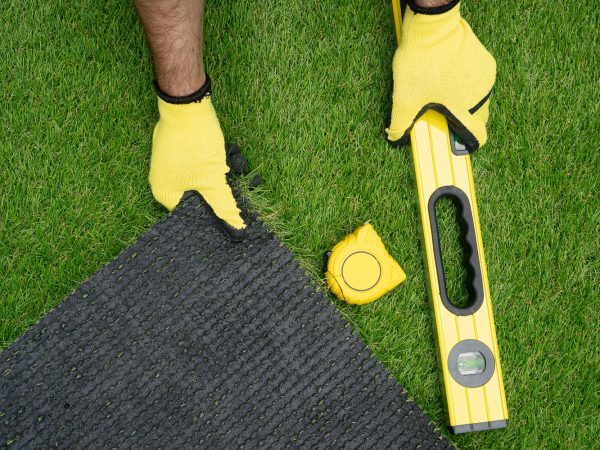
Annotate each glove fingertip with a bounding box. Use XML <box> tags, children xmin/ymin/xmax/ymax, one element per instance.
<box><xmin>151</xmin><ymin>185</ymin><xmax>184</xmax><ymax>212</ymax></box>
<box><xmin>249</xmin><ymin>174</ymin><xmax>263</xmax><ymax>190</ymax></box>
<box><xmin>388</xmin><ymin>134</ymin><xmax>411</xmax><ymax>148</ymax></box>
<box><xmin>387</xmin><ymin>102</ymin><xmax>419</xmax><ymax>144</ymax></box>
<box><xmin>386</xmin><ymin>126</ymin><xmax>411</xmax><ymax>147</ymax></box>
<box><xmin>225</xmin><ymin>143</ymin><xmax>250</xmax><ymax>175</ymax></box>
<box><xmin>225</xmin><ymin>143</ymin><xmax>241</xmax><ymax>156</ymax></box>
<box><xmin>213</xmin><ymin>205</ymin><xmax>248</xmax><ymax>242</ymax></box>
<box><xmin>193</xmin><ymin>185</ymin><xmax>249</xmax><ymax>241</ymax></box>
<box><xmin>219</xmin><ymin>218</ymin><xmax>248</xmax><ymax>242</ymax></box>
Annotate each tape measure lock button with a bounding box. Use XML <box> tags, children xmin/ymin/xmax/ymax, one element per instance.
<box><xmin>341</xmin><ymin>251</ymin><xmax>381</xmax><ymax>291</ymax></box>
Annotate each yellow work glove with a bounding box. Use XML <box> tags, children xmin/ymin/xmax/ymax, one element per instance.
<box><xmin>387</xmin><ymin>0</ymin><xmax>496</xmax><ymax>150</ymax></box>
<box><xmin>149</xmin><ymin>75</ymin><xmax>246</xmax><ymax>240</ymax></box>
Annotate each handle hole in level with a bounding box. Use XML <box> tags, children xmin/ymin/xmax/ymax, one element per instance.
<box><xmin>434</xmin><ymin>197</ymin><xmax>471</xmax><ymax>309</ymax></box>
<box><xmin>428</xmin><ymin>186</ymin><xmax>484</xmax><ymax>316</ymax></box>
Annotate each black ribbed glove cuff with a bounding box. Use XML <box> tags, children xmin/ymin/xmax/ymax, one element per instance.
<box><xmin>154</xmin><ymin>74</ymin><xmax>212</xmax><ymax>104</ymax></box>
<box><xmin>407</xmin><ymin>0</ymin><xmax>459</xmax><ymax>15</ymax></box>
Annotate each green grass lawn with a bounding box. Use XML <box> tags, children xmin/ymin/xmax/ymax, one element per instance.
<box><xmin>1</xmin><ymin>0</ymin><xmax>598</xmax><ymax>447</ymax></box>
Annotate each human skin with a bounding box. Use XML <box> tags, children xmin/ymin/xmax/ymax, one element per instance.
<box><xmin>133</xmin><ymin>0</ymin><xmax>206</xmax><ymax>97</ymax></box>
<box><xmin>133</xmin><ymin>0</ymin><xmax>453</xmax><ymax>96</ymax></box>
<box><xmin>414</xmin><ymin>0</ymin><xmax>452</xmax><ymax>7</ymax></box>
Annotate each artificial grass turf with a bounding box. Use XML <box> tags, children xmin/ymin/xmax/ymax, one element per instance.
<box><xmin>1</xmin><ymin>0</ymin><xmax>598</xmax><ymax>448</ymax></box>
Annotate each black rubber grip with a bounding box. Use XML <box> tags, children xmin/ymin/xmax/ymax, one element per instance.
<box><xmin>428</xmin><ymin>186</ymin><xmax>484</xmax><ymax>316</ymax></box>
<box><xmin>225</xmin><ymin>143</ymin><xmax>249</xmax><ymax>175</ymax></box>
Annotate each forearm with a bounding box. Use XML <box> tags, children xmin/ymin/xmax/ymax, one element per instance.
<box><xmin>134</xmin><ymin>0</ymin><xmax>206</xmax><ymax>96</ymax></box>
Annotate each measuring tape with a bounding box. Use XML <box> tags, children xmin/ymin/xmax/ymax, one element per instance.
<box><xmin>326</xmin><ymin>223</ymin><xmax>406</xmax><ymax>305</ymax></box>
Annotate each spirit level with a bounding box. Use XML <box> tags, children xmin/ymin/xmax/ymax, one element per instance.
<box><xmin>391</xmin><ymin>1</ymin><xmax>508</xmax><ymax>433</ymax></box>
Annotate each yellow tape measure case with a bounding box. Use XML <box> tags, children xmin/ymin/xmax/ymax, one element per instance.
<box><xmin>325</xmin><ymin>224</ymin><xmax>406</xmax><ymax>305</ymax></box>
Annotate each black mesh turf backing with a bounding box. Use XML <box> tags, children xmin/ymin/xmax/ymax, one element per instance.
<box><xmin>1</xmin><ymin>193</ymin><xmax>450</xmax><ymax>449</ymax></box>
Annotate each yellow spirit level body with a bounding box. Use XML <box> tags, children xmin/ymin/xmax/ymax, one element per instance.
<box><xmin>391</xmin><ymin>1</ymin><xmax>508</xmax><ymax>433</ymax></box>
<box><xmin>410</xmin><ymin>111</ymin><xmax>508</xmax><ymax>433</ymax></box>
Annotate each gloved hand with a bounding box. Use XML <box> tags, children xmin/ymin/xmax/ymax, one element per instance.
<box><xmin>387</xmin><ymin>0</ymin><xmax>496</xmax><ymax>150</ymax></box>
<box><xmin>149</xmin><ymin>75</ymin><xmax>246</xmax><ymax>239</ymax></box>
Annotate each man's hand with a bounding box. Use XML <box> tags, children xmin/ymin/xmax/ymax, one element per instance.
<box><xmin>149</xmin><ymin>77</ymin><xmax>246</xmax><ymax>231</ymax></box>
<box><xmin>134</xmin><ymin>0</ymin><xmax>246</xmax><ymax>235</ymax></box>
<box><xmin>387</xmin><ymin>0</ymin><xmax>496</xmax><ymax>150</ymax></box>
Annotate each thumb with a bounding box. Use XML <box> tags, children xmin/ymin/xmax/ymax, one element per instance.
<box><xmin>387</xmin><ymin>87</ymin><xmax>423</xmax><ymax>146</ymax></box>
<box><xmin>150</xmin><ymin>182</ymin><xmax>185</xmax><ymax>212</ymax></box>
<box><xmin>195</xmin><ymin>181</ymin><xmax>246</xmax><ymax>231</ymax></box>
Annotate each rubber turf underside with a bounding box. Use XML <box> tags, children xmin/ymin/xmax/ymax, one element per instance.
<box><xmin>0</xmin><ymin>193</ymin><xmax>450</xmax><ymax>449</ymax></box>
